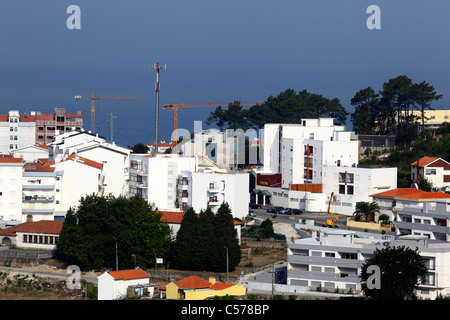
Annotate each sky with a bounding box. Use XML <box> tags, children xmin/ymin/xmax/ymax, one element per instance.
<box><xmin>1</xmin><ymin>1</ymin><xmax>450</xmax><ymax>147</ymax></box>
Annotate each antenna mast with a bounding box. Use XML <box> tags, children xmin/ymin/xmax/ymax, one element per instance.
<box><xmin>151</xmin><ymin>62</ymin><xmax>166</xmax><ymax>156</ymax></box>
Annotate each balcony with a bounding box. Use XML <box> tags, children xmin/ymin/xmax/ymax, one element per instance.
<box><xmin>23</xmin><ymin>195</ymin><xmax>54</xmax><ymax>202</ymax></box>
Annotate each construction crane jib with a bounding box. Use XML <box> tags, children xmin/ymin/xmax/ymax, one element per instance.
<box><xmin>75</xmin><ymin>91</ymin><xmax>140</xmax><ymax>134</ymax></box>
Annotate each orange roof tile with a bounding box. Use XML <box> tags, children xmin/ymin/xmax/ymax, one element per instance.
<box><xmin>0</xmin><ymin>156</ymin><xmax>23</xmax><ymax>163</ymax></box>
<box><xmin>159</xmin><ymin>211</ymin><xmax>186</xmax><ymax>224</ymax></box>
<box><xmin>24</xmin><ymin>160</ymin><xmax>55</xmax><ymax>172</ymax></box>
<box><xmin>174</xmin><ymin>276</ymin><xmax>212</xmax><ymax>289</ymax></box>
<box><xmin>411</xmin><ymin>156</ymin><xmax>439</xmax><ymax>167</ymax></box>
<box><xmin>59</xmin><ymin>154</ymin><xmax>103</xmax><ymax>170</ymax></box>
<box><xmin>371</xmin><ymin>188</ymin><xmax>450</xmax><ymax>200</ymax></box>
<box><xmin>108</xmin><ymin>268</ymin><xmax>150</xmax><ymax>280</ymax></box>
<box><xmin>210</xmin><ymin>282</ymin><xmax>235</xmax><ymax>290</ymax></box>
<box><xmin>173</xmin><ymin>276</ymin><xmax>238</xmax><ymax>291</ymax></box>
<box><xmin>0</xmin><ymin>220</ymin><xmax>63</xmax><ymax>236</ymax></box>
<box><xmin>158</xmin><ymin>211</ymin><xmax>243</xmax><ymax>225</ymax></box>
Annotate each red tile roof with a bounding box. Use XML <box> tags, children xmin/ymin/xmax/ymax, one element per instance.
<box><xmin>24</xmin><ymin>160</ymin><xmax>55</xmax><ymax>172</ymax></box>
<box><xmin>411</xmin><ymin>156</ymin><xmax>439</xmax><ymax>167</ymax></box>
<box><xmin>108</xmin><ymin>268</ymin><xmax>150</xmax><ymax>280</ymax></box>
<box><xmin>59</xmin><ymin>154</ymin><xmax>103</xmax><ymax>170</ymax></box>
<box><xmin>371</xmin><ymin>188</ymin><xmax>450</xmax><ymax>200</ymax></box>
<box><xmin>0</xmin><ymin>155</ymin><xmax>23</xmax><ymax>163</ymax></box>
<box><xmin>158</xmin><ymin>211</ymin><xmax>243</xmax><ymax>225</ymax></box>
<box><xmin>174</xmin><ymin>276</ymin><xmax>213</xmax><ymax>289</ymax></box>
<box><xmin>0</xmin><ymin>220</ymin><xmax>63</xmax><ymax>236</ymax></box>
<box><xmin>173</xmin><ymin>276</ymin><xmax>237</xmax><ymax>291</ymax></box>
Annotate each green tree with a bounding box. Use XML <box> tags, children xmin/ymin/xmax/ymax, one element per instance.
<box><xmin>172</xmin><ymin>204</ymin><xmax>241</xmax><ymax>272</ymax></box>
<box><xmin>259</xmin><ymin>218</ymin><xmax>274</xmax><ymax>238</ymax></box>
<box><xmin>350</xmin><ymin>87</ymin><xmax>379</xmax><ymax>134</ymax></box>
<box><xmin>360</xmin><ymin>246</ymin><xmax>428</xmax><ymax>300</ymax></box>
<box><xmin>131</xmin><ymin>143</ymin><xmax>148</xmax><ymax>153</ymax></box>
<box><xmin>56</xmin><ymin>194</ymin><xmax>171</xmax><ymax>271</ymax></box>
<box><xmin>212</xmin><ymin>203</ymin><xmax>241</xmax><ymax>272</ymax></box>
<box><xmin>353</xmin><ymin>201</ymin><xmax>380</xmax><ymax>222</ymax></box>
<box><xmin>172</xmin><ymin>207</ymin><xmax>202</xmax><ymax>270</ymax></box>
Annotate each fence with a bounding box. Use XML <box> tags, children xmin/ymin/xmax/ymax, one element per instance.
<box><xmin>0</xmin><ymin>249</ymin><xmax>53</xmax><ymax>266</ymax></box>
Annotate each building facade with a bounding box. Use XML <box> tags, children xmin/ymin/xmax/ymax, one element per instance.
<box><xmin>176</xmin><ymin>168</ymin><xmax>250</xmax><ymax>219</ymax></box>
<box><xmin>287</xmin><ymin>230</ymin><xmax>450</xmax><ymax>299</ymax></box>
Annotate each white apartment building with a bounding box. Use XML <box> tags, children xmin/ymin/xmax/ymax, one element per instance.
<box><xmin>22</xmin><ymin>160</ymin><xmax>62</xmax><ymax>222</ymax></box>
<box><xmin>0</xmin><ymin>156</ymin><xmax>24</xmax><ymax>222</ymax></box>
<box><xmin>287</xmin><ymin>230</ymin><xmax>450</xmax><ymax>299</ymax></box>
<box><xmin>176</xmin><ymin>168</ymin><xmax>250</xmax><ymax>219</ymax></box>
<box><xmin>370</xmin><ymin>188</ymin><xmax>450</xmax><ymax>241</ymax></box>
<box><xmin>252</xmin><ymin>118</ymin><xmax>397</xmax><ymax>215</ymax></box>
<box><xmin>52</xmin><ymin>154</ymin><xmax>104</xmax><ymax>219</ymax></box>
<box><xmin>0</xmin><ymin>111</ymin><xmax>36</xmax><ymax>154</ymax></box>
<box><xmin>181</xmin><ymin>129</ymin><xmax>241</xmax><ymax>169</ymax></box>
<box><xmin>129</xmin><ymin>154</ymin><xmax>197</xmax><ymax>211</ymax></box>
<box><xmin>49</xmin><ymin>131</ymin><xmax>131</xmax><ymax>197</ymax></box>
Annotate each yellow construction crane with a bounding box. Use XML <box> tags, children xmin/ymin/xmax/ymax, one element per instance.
<box><xmin>75</xmin><ymin>91</ymin><xmax>140</xmax><ymax>133</ymax></box>
<box><xmin>163</xmin><ymin>101</ymin><xmax>260</xmax><ymax>145</ymax></box>
<box><xmin>325</xmin><ymin>192</ymin><xmax>339</xmax><ymax>228</ymax></box>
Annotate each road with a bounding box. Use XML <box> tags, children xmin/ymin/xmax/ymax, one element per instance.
<box><xmin>248</xmin><ymin>206</ymin><xmax>392</xmax><ymax>236</ymax></box>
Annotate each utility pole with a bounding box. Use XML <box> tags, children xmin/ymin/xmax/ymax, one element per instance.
<box><xmin>115</xmin><ymin>239</ymin><xmax>119</xmax><ymax>271</ymax></box>
<box><xmin>107</xmin><ymin>112</ymin><xmax>116</xmax><ymax>143</ymax></box>
<box><xmin>151</xmin><ymin>63</ymin><xmax>166</xmax><ymax>157</ymax></box>
<box><xmin>225</xmin><ymin>246</ymin><xmax>229</xmax><ymax>283</ymax></box>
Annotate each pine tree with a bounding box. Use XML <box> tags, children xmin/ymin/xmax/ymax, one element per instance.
<box><xmin>173</xmin><ymin>207</ymin><xmax>202</xmax><ymax>270</ymax></box>
<box><xmin>212</xmin><ymin>203</ymin><xmax>241</xmax><ymax>272</ymax></box>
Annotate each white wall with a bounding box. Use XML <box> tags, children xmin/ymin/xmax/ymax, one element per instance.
<box><xmin>53</xmin><ymin>160</ymin><xmax>102</xmax><ymax>216</ymax></box>
<box><xmin>97</xmin><ymin>272</ymin><xmax>150</xmax><ymax>300</ymax></box>
<box><xmin>185</xmin><ymin>169</ymin><xmax>250</xmax><ymax>219</ymax></box>
<box><xmin>0</xmin><ymin>162</ymin><xmax>24</xmax><ymax>221</ymax></box>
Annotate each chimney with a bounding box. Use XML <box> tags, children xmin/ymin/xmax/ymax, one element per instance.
<box><xmin>209</xmin><ymin>277</ymin><xmax>216</xmax><ymax>284</ymax></box>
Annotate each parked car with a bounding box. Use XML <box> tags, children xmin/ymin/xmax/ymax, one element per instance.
<box><xmin>267</xmin><ymin>206</ymin><xmax>284</xmax><ymax>213</ymax></box>
<box><xmin>279</xmin><ymin>208</ymin><xmax>302</xmax><ymax>215</ymax></box>
<box><xmin>249</xmin><ymin>203</ymin><xmax>261</xmax><ymax>209</ymax></box>
<box><xmin>248</xmin><ymin>210</ymin><xmax>257</xmax><ymax>217</ymax></box>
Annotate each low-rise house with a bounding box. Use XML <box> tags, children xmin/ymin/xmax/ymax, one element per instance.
<box><xmin>411</xmin><ymin>156</ymin><xmax>450</xmax><ymax>191</ymax></box>
<box><xmin>166</xmin><ymin>275</ymin><xmax>246</xmax><ymax>300</ymax></box>
<box><xmin>0</xmin><ymin>220</ymin><xmax>62</xmax><ymax>249</ymax></box>
<box><xmin>97</xmin><ymin>268</ymin><xmax>155</xmax><ymax>300</ymax></box>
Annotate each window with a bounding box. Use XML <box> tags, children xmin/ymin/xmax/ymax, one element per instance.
<box><xmin>425</xmin><ymin>169</ymin><xmax>436</xmax><ymax>175</ymax></box>
<box><xmin>23</xmin><ymin>235</ymin><xmax>28</xmax><ymax>243</ymax></box>
<box><xmin>339</xmin><ymin>185</ymin><xmax>345</xmax><ymax>194</ymax></box>
<box><xmin>341</xmin><ymin>252</ymin><xmax>357</xmax><ymax>260</ymax></box>
<box><xmin>325</xmin><ymin>252</ymin><xmax>335</xmax><ymax>258</ymax></box>
<box><xmin>347</xmin><ymin>185</ymin><xmax>354</xmax><ymax>195</ymax></box>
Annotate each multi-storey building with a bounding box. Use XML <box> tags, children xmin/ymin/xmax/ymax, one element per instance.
<box><xmin>0</xmin><ymin>109</ymin><xmax>83</xmax><ymax>154</ymax></box>
<box><xmin>181</xmin><ymin>129</ymin><xmax>241</xmax><ymax>170</ymax></box>
<box><xmin>287</xmin><ymin>230</ymin><xmax>450</xmax><ymax>299</ymax></box>
<box><xmin>176</xmin><ymin>167</ymin><xmax>250</xmax><ymax>219</ymax></box>
<box><xmin>0</xmin><ymin>155</ymin><xmax>24</xmax><ymax>222</ymax></box>
<box><xmin>0</xmin><ymin>111</ymin><xmax>36</xmax><ymax>154</ymax></box>
<box><xmin>252</xmin><ymin>118</ymin><xmax>397</xmax><ymax>215</ymax></box>
<box><xmin>22</xmin><ymin>160</ymin><xmax>62</xmax><ymax>222</ymax></box>
<box><xmin>370</xmin><ymin>188</ymin><xmax>450</xmax><ymax>241</ymax></box>
<box><xmin>49</xmin><ymin>130</ymin><xmax>130</xmax><ymax>197</ymax></box>
<box><xmin>129</xmin><ymin>154</ymin><xmax>197</xmax><ymax>211</ymax></box>
<box><xmin>34</xmin><ymin>108</ymin><xmax>83</xmax><ymax>145</ymax></box>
